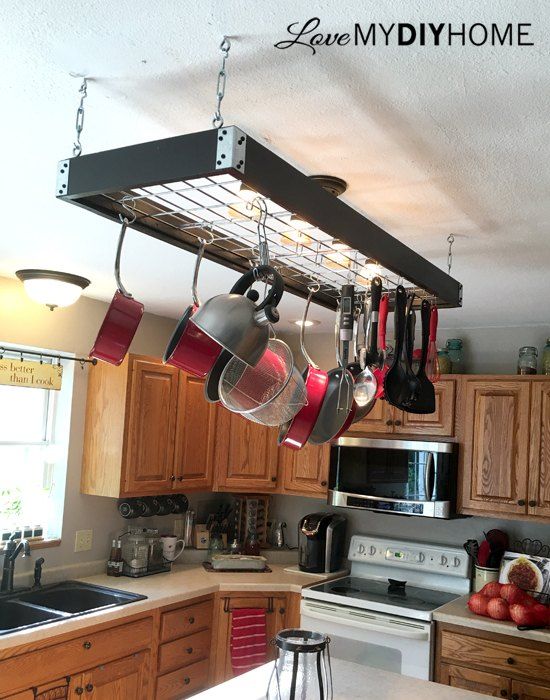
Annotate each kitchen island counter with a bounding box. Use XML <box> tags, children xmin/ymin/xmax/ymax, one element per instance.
<box><xmin>0</xmin><ymin>563</ymin><xmax>339</xmax><ymax>653</ymax></box>
<box><xmin>189</xmin><ymin>658</ymin><xmax>487</xmax><ymax>699</ymax></box>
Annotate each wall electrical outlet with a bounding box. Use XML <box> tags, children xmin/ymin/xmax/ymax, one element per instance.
<box><xmin>74</xmin><ymin>529</ymin><xmax>93</xmax><ymax>552</ymax></box>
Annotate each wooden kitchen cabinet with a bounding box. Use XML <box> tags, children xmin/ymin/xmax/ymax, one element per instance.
<box><xmin>527</xmin><ymin>382</ymin><xmax>550</xmax><ymax>518</ymax></box>
<box><xmin>459</xmin><ymin>378</ymin><xmax>531</xmax><ymax>517</ymax></box>
<box><xmin>278</xmin><ymin>442</ymin><xmax>330</xmax><ymax>497</ymax></box>
<box><xmin>436</xmin><ymin>623</ymin><xmax>550</xmax><ymax>698</ymax></box>
<box><xmin>173</xmin><ymin>373</ymin><xmax>216</xmax><ymax>491</ymax></box>
<box><xmin>79</xmin><ymin>651</ymin><xmax>150</xmax><ymax>698</ymax></box>
<box><xmin>214</xmin><ymin>409</ymin><xmax>279</xmax><ymax>492</ymax></box>
<box><xmin>439</xmin><ymin>663</ymin><xmax>510</xmax><ymax>697</ymax></box>
<box><xmin>210</xmin><ymin>592</ymin><xmax>289</xmax><ymax>685</ymax></box>
<box><xmin>345</xmin><ymin>378</ymin><xmax>456</xmax><ymax>438</ymax></box>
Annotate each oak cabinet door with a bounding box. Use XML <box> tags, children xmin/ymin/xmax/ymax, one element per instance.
<box><xmin>215</xmin><ymin>410</ymin><xmax>279</xmax><ymax>491</ymax></box>
<box><xmin>460</xmin><ymin>380</ymin><xmax>530</xmax><ymax>515</ymax></box>
<box><xmin>344</xmin><ymin>399</ymin><xmax>394</xmax><ymax>435</ymax></box>
<box><xmin>80</xmin><ymin>651</ymin><xmax>149</xmax><ymax>700</ymax></box>
<box><xmin>279</xmin><ymin>443</ymin><xmax>330</xmax><ymax>496</ymax></box>
<box><xmin>396</xmin><ymin>379</ymin><xmax>456</xmax><ymax>436</ymax></box>
<box><xmin>528</xmin><ymin>382</ymin><xmax>550</xmax><ymax>517</ymax></box>
<box><xmin>124</xmin><ymin>360</ymin><xmax>179</xmax><ymax>494</ymax></box>
<box><xmin>173</xmin><ymin>373</ymin><xmax>216</xmax><ymax>491</ymax></box>
<box><xmin>512</xmin><ymin>680</ymin><xmax>550</xmax><ymax>700</ymax></box>
<box><xmin>439</xmin><ymin>663</ymin><xmax>510</xmax><ymax>697</ymax></box>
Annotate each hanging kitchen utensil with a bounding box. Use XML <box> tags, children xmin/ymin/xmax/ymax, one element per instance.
<box><xmin>279</xmin><ymin>287</ymin><xmax>329</xmax><ymax>450</ymax></box>
<box><xmin>90</xmin><ymin>215</ymin><xmax>144</xmax><ymax>365</ymax></box>
<box><xmin>308</xmin><ymin>290</ymin><xmax>354</xmax><ymax>445</ymax></box>
<box><xmin>163</xmin><ymin>237</ymin><xmax>224</xmax><ymax>377</ymax></box>
<box><xmin>219</xmin><ymin>338</ymin><xmax>306</xmax><ymax>426</ymax></box>
<box><xmin>406</xmin><ymin>299</ymin><xmax>436</xmax><ymax>414</ymax></box>
<box><xmin>426</xmin><ymin>304</ymin><xmax>441</xmax><ymax>383</ymax></box>
<box><xmin>192</xmin><ymin>265</ymin><xmax>283</xmax><ymax>366</ymax></box>
<box><xmin>384</xmin><ymin>286</ymin><xmax>421</xmax><ymax>409</ymax></box>
<box><xmin>373</xmin><ymin>293</ymin><xmax>390</xmax><ymax>400</ymax></box>
<box><xmin>353</xmin><ymin>277</ymin><xmax>381</xmax><ymax>409</ymax></box>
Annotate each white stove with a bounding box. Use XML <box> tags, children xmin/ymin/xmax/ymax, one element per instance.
<box><xmin>300</xmin><ymin>535</ymin><xmax>470</xmax><ymax>680</ymax></box>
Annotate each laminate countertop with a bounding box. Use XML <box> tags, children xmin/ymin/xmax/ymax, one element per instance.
<box><xmin>434</xmin><ymin>594</ymin><xmax>550</xmax><ymax>643</ymax></box>
<box><xmin>0</xmin><ymin>563</ymin><xmax>341</xmax><ymax>653</ymax></box>
<box><xmin>188</xmin><ymin>658</ymin><xmax>487</xmax><ymax>700</ymax></box>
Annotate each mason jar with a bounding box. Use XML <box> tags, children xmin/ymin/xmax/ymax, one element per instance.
<box><xmin>446</xmin><ymin>338</ymin><xmax>464</xmax><ymax>373</ymax></box>
<box><xmin>517</xmin><ymin>346</ymin><xmax>538</xmax><ymax>375</ymax></box>
<box><xmin>543</xmin><ymin>338</ymin><xmax>550</xmax><ymax>376</ymax></box>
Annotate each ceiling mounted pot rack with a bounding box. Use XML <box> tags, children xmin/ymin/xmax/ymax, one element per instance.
<box><xmin>0</xmin><ymin>346</ymin><xmax>97</xmax><ymax>366</ymax></box>
<box><xmin>56</xmin><ymin>126</ymin><xmax>462</xmax><ymax>311</ymax></box>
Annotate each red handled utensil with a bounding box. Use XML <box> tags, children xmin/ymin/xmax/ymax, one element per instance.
<box><xmin>426</xmin><ymin>304</ymin><xmax>440</xmax><ymax>383</ymax></box>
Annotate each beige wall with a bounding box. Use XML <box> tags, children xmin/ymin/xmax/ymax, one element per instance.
<box><xmin>0</xmin><ymin>274</ymin><xmax>176</xmax><ymax>582</ymax></box>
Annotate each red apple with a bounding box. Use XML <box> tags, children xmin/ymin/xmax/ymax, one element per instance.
<box><xmin>487</xmin><ymin>597</ymin><xmax>511</xmax><ymax>621</ymax></box>
<box><xmin>500</xmin><ymin>583</ymin><xmax>529</xmax><ymax>605</ymax></box>
<box><xmin>480</xmin><ymin>582</ymin><xmax>502</xmax><ymax>598</ymax></box>
<box><xmin>468</xmin><ymin>593</ymin><xmax>490</xmax><ymax>616</ymax></box>
<box><xmin>509</xmin><ymin>603</ymin><xmax>542</xmax><ymax>627</ymax></box>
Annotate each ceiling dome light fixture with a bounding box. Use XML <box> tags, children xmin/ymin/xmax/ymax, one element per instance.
<box><xmin>292</xmin><ymin>318</ymin><xmax>321</xmax><ymax>328</ymax></box>
<box><xmin>16</xmin><ymin>269</ymin><xmax>90</xmax><ymax>311</ymax></box>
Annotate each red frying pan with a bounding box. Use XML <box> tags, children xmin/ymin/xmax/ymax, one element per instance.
<box><xmin>164</xmin><ymin>239</ymin><xmax>223</xmax><ymax>377</ymax></box>
<box><xmin>90</xmin><ymin>216</ymin><xmax>144</xmax><ymax>366</ymax></box>
<box><xmin>279</xmin><ymin>288</ymin><xmax>329</xmax><ymax>450</ymax></box>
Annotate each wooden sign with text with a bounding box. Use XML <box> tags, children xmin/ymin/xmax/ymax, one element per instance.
<box><xmin>0</xmin><ymin>358</ymin><xmax>63</xmax><ymax>390</ymax></box>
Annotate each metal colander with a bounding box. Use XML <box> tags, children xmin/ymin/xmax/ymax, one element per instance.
<box><xmin>219</xmin><ymin>339</ymin><xmax>307</xmax><ymax>426</ymax></box>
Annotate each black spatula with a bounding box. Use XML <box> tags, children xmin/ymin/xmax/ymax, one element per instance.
<box><xmin>384</xmin><ymin>286</ymin><xmax>420</xmax><ymax>408</ymax></box>
<box><xmin>406</xmin><ymin>299</ymin><xmax>436</xmax><ymax>414</ymax></box>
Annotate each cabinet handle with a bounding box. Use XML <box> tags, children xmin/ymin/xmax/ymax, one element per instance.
<box><xmin>178</xmin><ymin>476</ymin><xmax>184</xmax><ymax>482</ymax></box>
<box><xmin>500</xmin><ymin>690</ymin><xmax>507</xmax><ymax>698</ymax></box>
<box><xmin>186</xmin><ymin>647</ymin><xmax>193</xmax><ymax>654</ymax></box>
<box><xmin>321</xmin><ymin>481</ymin><xmax>327</xmax><ymax>487</ymax></box>
<box><xmin>506</xmin><ymin>657</ymin><xmax>515</xmax><ymax>665</ymax></box>
<box><xmin>279</xmin><ymin>608</ymin><xmax>286</xmax><ymax>615</ymax></box>
<box><xmin>386</xmin><ymin>420</ymin><xmax>393</xmax><ymax>426</ymax></box>
<box><xmin>85</xmin><ymin>684</ymin><xmax>94</xmax><ymax>693</ymax></box>
<box><xmin>75</xmin><ymin>689</ymin><xmax>84</xmax><ymax>696</ymax></box>
<box><xmin>83</xmin><ymin>641</ymin><xmax>92</xmax><ymax>650</ymax></box>
<box><xmin>184</xmin><ymin>677</ymin><xmax>190</xmax><ymax>685</ymax></box>
<box><xmin>170</xmin><ymin>475</ymin><xmax>176</xmax><ymax>482</ymax></box>
<box><xmin>271</xmin><ymin>476</ymin><xmax>277</xmax><ymax>482</ymax></box>
<box><xmin>189</xmin><ymin>616</ymin><xmax>195</xmax><ymax>624</ymax></box>
<box><xmin>511</xmin><ymin>694</ymin><xmax>519</xmax><ymax>700</ymax></box>
<box><xmin>394</xmin><ymin>419</ymin><xmax>402</xmax><ymax>426</ymax></box>
<box><xmin>517</xmin><ymin>500</ymin><xmax>525</xmax><ymax>507</ymax></box>
<box><xmin>529</xmin><ymin>500</ymin><xmax>537</xmax><ymax>507</ymax></box>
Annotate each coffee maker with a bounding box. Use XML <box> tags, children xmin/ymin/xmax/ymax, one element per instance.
<box><xmin>298</xmin><ymin>513</ymin><xmax>347</xmax><ymax>573</ymax></box>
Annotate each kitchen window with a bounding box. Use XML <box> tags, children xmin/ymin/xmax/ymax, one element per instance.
<box><xmin>0</xmin><ymin>346</ymin><xmax>74</xmax><ymax>543</ymax></box>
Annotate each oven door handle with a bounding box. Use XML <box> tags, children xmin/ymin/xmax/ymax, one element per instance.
<box><xmin>302</xmin><ymin>604</ymin><xmax>430</xmax><ymax>640</ymax></box>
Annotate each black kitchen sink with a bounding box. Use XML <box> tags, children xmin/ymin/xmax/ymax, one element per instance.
<box><xmin>0</xmin><ymin>581</ymin><xmax>147</xmax><ymax>635</ymax></box>
<box><xmin>0</xmin><ymin>600</ymin><xmax>66</xmax><ymax>634</ymax></box>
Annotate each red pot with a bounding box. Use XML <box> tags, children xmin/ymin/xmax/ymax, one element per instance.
<box><xmin>90</xmin><ymin>290</ymin><xmax>144</xmax><ymax>366</ymax></box>
<box><xmin>279</xmin><ymin>365</ymin><xmax>329</xmax><ymax>450</ymax></box>
<box><xmin>164</xmin><ymin>306</ymin><xmax>222</xmax><ymax>377</ymax></box>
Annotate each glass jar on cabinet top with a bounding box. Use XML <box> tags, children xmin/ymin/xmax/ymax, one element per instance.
<box><xmin>437</xmin><ymin>349</ymin><xmax>452</xmax><ymax>375</ymax></box>
<box><xmin>517</xmin><ymin>346</ymin><xmax>538</xmax><ymax>375</ymax></box>
<box><xmin>446</xmin><ymin>338</ymin><xmax>464</xmax><ymax>373</ymax></box>
<box><xmin>543</xmin><ymin>338</ymin><xmax>550</xmax><ymax>375</ymax></box>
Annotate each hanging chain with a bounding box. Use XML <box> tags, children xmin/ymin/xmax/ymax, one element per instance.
<box><xmin>212</xmin><ymin>37</ymin><xmax>231</xmax><ymax>128</ymax></box>
<box><xmin>447</xmin><ymin>233</ymin><xmax>455</xmax><ymax>275</ymax></box>
<box><xmin>73</xmin><ymin>78</ymin><xmax>88</xmax><ymax>156</ymax></box>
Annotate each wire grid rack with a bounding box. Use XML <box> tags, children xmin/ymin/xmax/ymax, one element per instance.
<box><xmin>105</xmin><ymin>173</ymin><xmax>440</xmax><ymax>305</ymax></box>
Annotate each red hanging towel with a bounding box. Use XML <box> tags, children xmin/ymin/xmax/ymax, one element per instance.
<box><xmin>230</xmin><ymin>607</ymin><xmax>268</xmax><ymax>676</ymax></box>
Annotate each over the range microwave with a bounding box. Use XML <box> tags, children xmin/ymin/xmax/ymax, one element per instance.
<box><xmin>328</xmin><ymin>437</ymin><xmax>458</xmax><ymax>518</ymax></box>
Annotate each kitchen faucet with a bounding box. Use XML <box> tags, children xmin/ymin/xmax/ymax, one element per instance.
<box><xmin>1</xmin><ymin>533</ymin><xmax>31</xmax><ymax>593</ymax></box>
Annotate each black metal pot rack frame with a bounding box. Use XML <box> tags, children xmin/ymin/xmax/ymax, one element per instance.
<box><xmin>56</xmin><ymin>126</ymin><xmax>462</xmax><ymax>310</ymax></box>
<box><xmin>0</xmin><ymin>347</ymin><xmax>97</xmax><ymax>366</ymax></box>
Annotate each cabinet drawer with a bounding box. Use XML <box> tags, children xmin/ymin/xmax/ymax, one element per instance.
<box><xmin>440</xmin><ymin>630</ymin><xmax>550</xmax><ymax>681</ymax></box>
<box><xmin>0</xmin><ymin>617</ymin><xmax>153</xmax><ymax>696</ymax></box>
<box><xmin>158</xmin><ymin>628</ymin><xmax>211</xmax><ymax>674</ymax></box>
<box><xmin>156</xmin><ymin>658</ymin><xmax>209</xmax><ymax>700</ymax></box>
<box><xmin>160</xmin><ymin>600</ymin><xmax>212</xmax><ymax>642</ymax></box>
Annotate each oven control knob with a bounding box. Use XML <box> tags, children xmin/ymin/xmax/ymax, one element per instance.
<box><xmin>369</xmin><ymin>546</ymin><xmax>377</xmax><ymax>556</ymax></box>
<box><xmin>439</xmin><ymin>555</ymin><xmax>448</xmax><ymax>566</ymax></box>
<box><xmin>414</xmin><ymin>553</ymin><xmax>425</xmax><ymax>563</ymax></box>
<box><xmin>358</xmin><ymin>544</ymin><xmax>366</xmax><ymax>555</ymax></box>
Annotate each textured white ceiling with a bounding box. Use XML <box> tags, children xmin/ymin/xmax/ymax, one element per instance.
<box><xmin>0</xmin><ymin>1</ymin><xmax>549</xmax><ymax>331</ymax></box>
